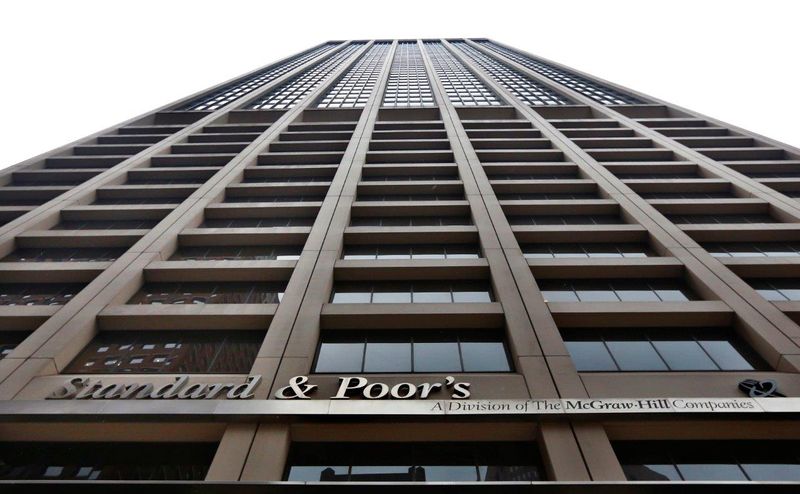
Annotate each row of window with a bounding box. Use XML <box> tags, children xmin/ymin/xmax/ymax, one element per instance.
<box><xmin>10</xmin><ymin>242</ymin><xmax>800</xmax><ymax>263</ymax></box>
<box><xmin>49</xmin><ymin>326</ymin><xmax>761</xmax><ymax>374</ymax></box>
<box><xmin>179</xmin><ymin>43</ymin><xmax>338</xmax><ymax>111</ymax></box>
<box><xmin>317</xmin><ymin>43</ymin><xmax>390</xmax><ymax>109</ymax></box>
<box><xmin>4</xmin><ymin>440</ymin><xmax>800</xmax><ymax>482</ymax></box>
<box><xmin>539</xmin><ymin>279</ymin><xmax>694</xmax><ymax>303</ymax></box>
<box><xmin>129</xmin><ymin>282</ymin><xmax>285</xmax><ymax>305</ymax></box>
<box><xmin>565</xmin><ymin>328</ymin><xmax>761</xmax><ymax>371</ymax></box>
<box><xmin>424</xmin><ymin>41</ymin><xmax>503</xmax><ymax>107</ymax></box>
<box><xmin>314</xmin><ymin>331</ymin><xmax>511</xmax><ymax>373</ymax></box>
<box><xmin>45</xmin><ymin>212</ymin><xmax>788</xmax><ymax>232</ymax></box>
<box><xmin>330</xmin><ymin>282</ymin><xmax>492</xmax><ymax>304</ymax></box>
<box><xmin>382</xmin><ymin>42</ymin><xmax>435</xmax><ymax>107</ymax></box>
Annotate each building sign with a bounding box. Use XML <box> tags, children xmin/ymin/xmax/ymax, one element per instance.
<box><xmin>275</xmin><ymin>375</ymin><xmax>471</xmax><ymax>400</ymax></box>
<box><xmin>47</xmin><ymin>376</ymin><xmax>262</xmax><ymax>400</ymax></box>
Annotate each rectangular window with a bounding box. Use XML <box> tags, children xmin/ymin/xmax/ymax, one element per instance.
<box><xmin>614</xmin><ymin>441</ymin><xmax>800</xmax><ymax>481</ymax></box>
<box><xmin>2</xmin><ymin>248</ymin><xmax>125</xmax><ymax>262</ymax></box>
<box><xmin>314</xmin><ymin>331</ymin><xmax>511</xmax><ymax>374</ymax></box>
<box><xmin>342</xmin><ymin>244</ymin><xmax>480</xmax><ymax>260</ymax></box>
<box><xmin>285</xmin><ymin>442</ymin><xmax>543</xmax><ymax>482</ymax></box>
<box><xmin>522</xmin><ymin>243</ymin><xmax>650</xmax><ymax>259</ymax></box>
<box><xmin>331</xmin><ymin>281</ymin><xmax>492</xmax><ymax>304</ymax></box>
<box><xmin>200</xmin><ymin>217</ymin><xmax>315</xmax><ymax>228</ymax></box>
<box><xmin>668</xmin><ymin>214</ymin><xmax>777</xmax><ymax>225</ymax></box>
<box><xmin>0</xmin><ymin>283</ymin><xmax>84</xmax><ymax>306</ymax></box>
<box><xmin>539</xmin><ymin>279</ymin><xmax>694</xmax><ymax>303</ymax></box>
<box><xmin>170</xmin><ymin>246</ymin><xmax>302</xmax><ymax>261</ymax></box>
<box><xmin>563</xmin><ymin>328</ymin><xmax>764</xmax><ymax>372</ymax></box>
<box><xmin>64</xmin><ymin>331</ymin><xmax>263</xmax><ymax>374</ymax></box>
<box><xmin>50</xmin><ymin>220</ymin><xmax>158</xmax><ymax>230</ymax></box>
<box><xmin>749</xmin><ymin>279</ymin><xmax>800</xmax><ymax>301</ymax></box>
<box><xmin>704</xmin><ymin>242</ymin><xmax>800</xmax><ymax>258</ymax></box>
<box><xmin>128</xmin><ymin>282</ymin><xmax>285</xmax><ymax>304</ymax></box>
<box><xmin>507</xmin><ymin>215</ymin><xmax>623</xmax><ymax>226</ymax></box>
<box><xmin>0</xmin><ymin>442</ymin><xmax>216</xmax><ymax>480</ymax></box>
<box><xmin>350</xmin><ymin>216</ymin><xmax>472</xmax><ymax>227</ymax></box>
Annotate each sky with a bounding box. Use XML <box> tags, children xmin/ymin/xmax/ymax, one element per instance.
<box><xmin>1</xmin><ymin>0</ymin><xmax>797</xmax><ymax>167</ymax></box>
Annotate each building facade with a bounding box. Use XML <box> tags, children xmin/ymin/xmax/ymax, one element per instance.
<box><xmin>0</xmin><ymin>39</ymin><xmax>799</xmax><ymax>491</ymax></box>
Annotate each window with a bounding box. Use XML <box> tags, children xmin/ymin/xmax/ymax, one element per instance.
<box><xmin>242</xmin><ymin>176</ymin><xmax>331</xmax><ymax>183</ymax></box>
<box><xmin>382</xmin><ymin>42</ymin><xmax>435</xmax><ymax>107</ymax></box>
<box><xmin>317</xmin><ymin>43</ymin><xmax>391</xmax><ymax>109</ymax></box>
<box><xmin>641</xmin><ymin>191</ymin><xmax>734</xmax><ymax>199</ymax></box>
<box><xmin>507</xmin><ymin>215</ymin><xmax>623</xmax><ymax>225</ymax></box>
<box><xmin>0</xmin><ymin>442</ymin><xmax>217</xmax><ymax>480</ymax></box>
<box><xmin>225</xmin><ymin>195</ymin><xmax>326</xmax><ymax>203</ymax></box>
<box><xmin>0</xmin><ymin>284</ymin><xmax>84</xmax><ymax>306</ymax></box>
<box><xmin>331</xmin><ymin>281</ymin><xmax>492</xmax><ymax>304</ymax></box>
<box><xmin>2</xmin><ymin>247</ymin><xmax>125</xmax><ymax>262</ymax></box>
<box><xmin>522</xmin><ymin>243</ymin><xmax>650</xmax><ymax>259</ymax></box>
<box><xmin>350</xmin><ymin>216</ymin><xmax>472</xmax><ymax>227</ymax></box>
<box><xmin>498</xmin><ymin>192</ymin><xmax>598</xmax><ymax>200</ymax></box>
<box><xmin>750</xmin><ymin>279</ymin><xmax>800</xmax><ymax>301</ymax></box>
<box><xmin>342</xmin><ymin>244</ymin><xmax>480</xmax><ymax>260</ymax></box>
<box><xmin>249</xmin><ymin>43</ymin><xmax>365</xmax><ymax>110</ymax></box>
<box><xmin>475</xmin><ymin>40</ymin><xmax>643</xmax><ymax>105</ymax></box>
<box><xmin>361</xmin><ymin>175</ymin><xmax>458</xmax><ymax>182</ymax></box>
<box><xmin>285</xmin><ymin>442</ymin><xmax>543</xmax><ymax>482</ymax></box>
<box><xmin>668</xmin><ymin>214</ymin><xmax>777</xmax><ymax>224</ymax></box>
<box><xmin>614</xmin><ymin>441</ymin><xmax>800</xmax><ymax>481</ymax></box>
<box><xmin>128</xmin><ymin>282</ymin><xmax>285</xmax><ymax>304</ymax></box>
<box><xmin>357</xmin><ymin>193</ymin><xmax>464</xmax><ymax>201</ymax></box>
<box><xmin>93</xmin><ymin>197</ymin><xmax>184</xmax><ymax>205</ymax></box>
<box><xmin>424</xmin><ymin>41</ymin><xmax>503</xmax><ymax>107</ymax></box>
<box><xmin>314</xmin><ymin>331</ymin><xmax>511</xmax><ymax>373</ymax></box>
<box><xmin>539</xmin><ymin>279</ymin><xmax>694</xmax><ymax>302</ymax></box>
<box><xmin>65</xmin><ymin>331</ymin><xmax>263</xmax><ymax>374</ymax></box>
<box><xmin>179</xmin><ymin>42</ymin><xmax>339</xmax><ymax>111</ymax></box>
<box><xmin>563</xmin><ymin>328</ymin><xmax>763</xmax><ymax>372</ymax></box>
<box><xmin>450</xmin><ymin>41</ymin><xmax>570</xmax><ymax>106</ymax></box>
<box><xmin>200</xmin><ymin>217</ymin><xmax>315</xmax><ymax>228</ymax></box>
<box><xmin>50</xmin><ymin>219</ymin><xmax>159</xmax><ymax>230</ymax></box>
<box><xmin>704</xmin><ymin>242</ymin><xmax>800</xmax><ymax>258</ymax></box>
<box><xmin>170</xmin><ymin>245</ymin><xmax>302</xmax><ymax>261</ymax></box>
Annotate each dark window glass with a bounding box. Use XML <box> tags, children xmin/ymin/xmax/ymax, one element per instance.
<box><xmin>704</xmin><ymin>242</ymin><xmax>800</xmax><ymax>258</ymax></box>
<box><xmin>128</xmin><ymin>282</ymin><xmax>285</xmax><ymax>304</ymax></box>
<box><xmin>64</xmin><ymin>331</ymin><xmax>263</xmax><ymax>374</ymax></box>
<box><xmin>615</xmin><ymin>441</ymin><xmax>800</xmax><ymax>481</ymax></box>
<box><xmin>314</xmin><ymin>331</ymin><xmax>511</xmax><ymax>374</ymax></box>
<box><xmin>285</xmin><ymin>442</ymin><xmax>544</xmax><ymax>482</ymax></box>
<box><xmin>564</xmin><ymin>328</ymin><xmax>764</xmax><ymax>372</ymax></box>
<box><xmin>0</xmin><ymin>442</ymin><xmax>216</xmax><ymax>480</ymax></box>
<box><xmin>0</xmin><ymin>283</ymin><xmax>84</xmax><ymax>306</ymax></box>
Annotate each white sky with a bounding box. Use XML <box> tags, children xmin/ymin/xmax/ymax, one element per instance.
<box><xmin>1</xmin><ymin>0</ymin><xmax>797</xmax><ymax>168</ymax></box>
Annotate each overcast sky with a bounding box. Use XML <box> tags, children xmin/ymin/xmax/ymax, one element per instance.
<box><xmin>1</xmin><ymin>0</ymin><xmax>797</xmax><ymax>168</ymax></box>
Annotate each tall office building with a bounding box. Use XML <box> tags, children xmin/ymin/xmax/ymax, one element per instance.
<box><xmin>0</xmin><ymin>39</ymin><xmax>799</xmax><ymax>490</ymax></box>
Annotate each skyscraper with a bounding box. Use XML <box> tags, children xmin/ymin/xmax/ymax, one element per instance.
<box><xmin>0</xmin><ymin>38</ymin><xmax>799</xmax><ymax>489</ymax></box>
